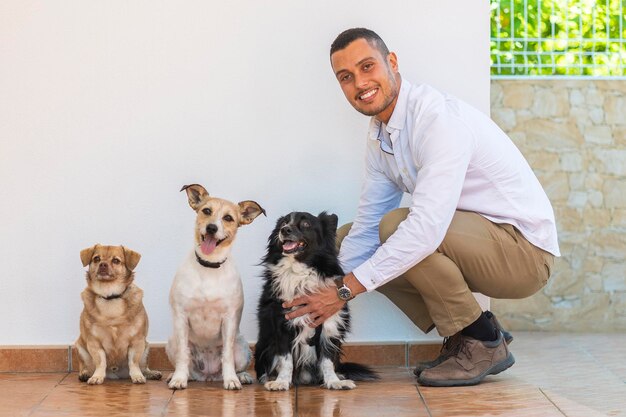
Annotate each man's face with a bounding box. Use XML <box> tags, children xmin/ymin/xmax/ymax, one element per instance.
<box><xmin>331</xmin><ymin>38</ymin><xmax>400</xmax><ymax>123</ymax></box>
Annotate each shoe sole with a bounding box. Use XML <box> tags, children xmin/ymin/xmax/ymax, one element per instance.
<box><xmin>417</xmin><ymin>352</ymin><xmax>515</xmax><ymax>387</ymax></box>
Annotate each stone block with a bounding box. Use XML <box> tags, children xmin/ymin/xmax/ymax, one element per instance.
<box><xmin>520</xmin><ymin>119</ymin><xmax>583</xmax><ymax>150</ymax></box>
<box><xmin>605</xmin><ymin>96</ymin><xmax>626</xmax><ymax>125</ymax></box>
<box><xmin>537</xmin><ymin>171</ymin><xmax>570</xmax><ymax>202</ymax></box>
<box><xmin>589</xmin><ymin>230</ymin><xmax>626</xmax><ymax>258</ymax></box>
<box><xmin>601</xmin><ymin>262</ymin><xmax>626</xmax><ymax>292</ymax></box>
<box><xmin>559</xmin><ymin>152</ymin><xmax>584</xmax><ymax>172</ymax></box>
<box><xmin>584</xmin><ymin>173</ymin><xmax>604</xmax><ymax>189</ymax></box>
<box><xmin>585</xmin><ymin>88</ymin><xmax>605</xmax><ymax>107</ymax></box>
<box><xmin>584</xmin><ymin>125</ymin><xmax>613</xmax><ymax>145</ymax></box>
<box><xmin>502</xmin><ymin>83</ymin><xmax>534</xmax><ymax>109</ymax></box>
<box><xmin>555</xmin><ymin>206</ymin><xmax>584</xmax><ymax>232</ymax></box>
<box><xmin>587</xmin><ymin>191</ymin><xmax>604</xmax><ymax>209</ymax></box>
<box><xmin>584</xmin><ymin>208</ymin><xmax>611</xmax><ymax>228</ymax></box>
<box><xmin>567</xmin><ymin>191</ymin><xmax>588</xmax><ymax>208</ymax></box>
<box><xmin>569</xmin><ymin>89</ymin><xmax>585</xmax><ymax>106</ymax></box>
<box><xmin>589</xmin><ymin>107</ymin><xmax>605</xmax><ymax>125</ymax></box>
<box><xmin>612</xmin><ymin>209</ymin><xmax>626</xmax><ymax>227</ymax></box>
<box><xmin>532</xmin><ymin>88</ymin><xmax>569</xmax><ymax>117</ymax></box>
<box><xmin>603</xmin><ymin>179</ymin><xmax>626</xmax><ymax>208</ymax></box>
<box><xmin>491</xmin><ymin>108</ymin><xmax>516</xmax><ymax>131</ymax></box>
<box><xmin>591</xmin><ymin>149</ymin><xmax>626</xmax><ymax>176</ymax></box>
<box><xmin>526</xmin><ymin>151</ymin><xmax>560</xmax><ymax>172</ymax></box>
<box><xmin>614</xmin><ymin>127</ymin><xmax>626</xmax><ymax>145</ymax></box>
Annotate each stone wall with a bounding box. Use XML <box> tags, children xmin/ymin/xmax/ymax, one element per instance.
<box><xmin>490</xmin><ymin>79</ymin><xmax>626</xmax><ymax>332</ymax></box>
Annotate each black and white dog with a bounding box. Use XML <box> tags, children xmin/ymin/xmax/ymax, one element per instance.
<box><xmin>254</xmin><ymin>211</ymin><xmax>377</xmax><ymax>390</ymax></box>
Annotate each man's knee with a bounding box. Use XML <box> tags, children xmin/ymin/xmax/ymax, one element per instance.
<box><xmin>335</xmin><ymin>223</ymin><xmax>352</xmax><ymax>251</ymax></box>
<box><xmin>379</xmin><ymin>208</ymin><xmax>410</xmax><ymax>243</ymax></box>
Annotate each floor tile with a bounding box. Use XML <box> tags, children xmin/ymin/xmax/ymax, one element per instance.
<box><xmin>419</xmin><ymin>377</ymin><xmax>564</xmax><ymax>417</ymax></box>
<box><xmin>30</xmin><ymin>377</ymin><xmax>172</xmax><ymax>417</ymax></box>
<box><xmin>507</xmin><ymin>332</ymin><xmax>626</xmax><ymax>416</ymax></box>
<box><xmin>296</xmin><ymin>367</ymin><xmax>430</xmax><ymax>417</ymax></box>
<box><xmin>165</xmin><ymin>379</ymin><xmax>296</xmax><ymax>417</ymax></box>
<box><xmin>0</xmin><ymin>373</ymin><xmax>66</xmax><ymax>417</ymax></box>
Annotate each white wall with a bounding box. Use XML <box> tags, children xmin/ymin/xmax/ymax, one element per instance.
<box><xmin>0</xmin><ymin>0</ymin><xmax>489</xmax><ymax>345</ymax></box>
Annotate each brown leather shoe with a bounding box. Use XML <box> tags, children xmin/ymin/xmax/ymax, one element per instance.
<box><xmin>417</xmin><ymin>331</ymin><xmax>515</xmax><ymax>387</ymax></box>
<box><xmin>413</xmin><ymin>332</ymin><xmax>463</xmax><ymax>376</ymax></box>
<box><xmin>414</xmin><ymin>312</ymin><xmax>513</xmax><ymax>377</ymax></box>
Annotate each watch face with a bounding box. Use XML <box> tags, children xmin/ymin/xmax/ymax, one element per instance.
<box><xmin>338</xmin><ymin>287</ymin><xmax>352</xmax><ymax>301</ymax></box>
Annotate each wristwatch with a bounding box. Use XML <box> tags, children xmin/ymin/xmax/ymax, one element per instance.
<box><xmin>334</xmin><ymin>276</ymin><xmax>353</xmax><ymax>301</ymax></box>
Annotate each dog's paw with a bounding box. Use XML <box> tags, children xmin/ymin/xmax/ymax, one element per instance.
<box><xmin>264</xmin><ymin>380</ymin><xmax>291</xmax><ymax>391</ymax></box>
<box><xmin>237</xmin><ymin>372</ymin><xmax>253</xmax><ymax>385</ymax></box>
<box><xmin>325</xmin><ymin>379</ymin><xmax>356</xmax><ymax>390</ymax></box>
<box><xmin>168</xmin><ymin>373</ymin><xmax>188</xmax><ymax>390</ymax></box>
<box><xmin>130</xmin><ymin>371</ymin><xmax>146</xmax><ymax>384</ymax></box>
<box><xmin>223</xmin><ymin>377</ymin><xmax>242</xmax><ymax>390</ymax></box>
<box><xmin>78</xmin><ymin>371</ymin><xmax>91</xmax><ymax>382</ymax></box>
<box><xmin>87</xmin><ymin>374</ymin><xmax>105</xmax><ymax>385</ymax></box>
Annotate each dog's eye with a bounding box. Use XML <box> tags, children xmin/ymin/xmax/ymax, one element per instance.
<box><xmin>112</xmin><ymin>258</ymin><xmax>121</xmax><ymax>265</ymax></box>
<box><xmin>223</xmin><ymin>215</ymin><xmax>234</xmax><ymax>222</ymax></box>
<box><xmin>202</xmin><ymin>208</ymin><xmax>212</xmax><ymax>216</ymax></box>
<box><xmin>93</xmin><ymin>256</ymin><xmax>100</xmax><ymax>263</ymax></box>
<box><xmin>301</xmin><ymin>221</ymin><xmax>310</xmax><ymax>228</ymax></box>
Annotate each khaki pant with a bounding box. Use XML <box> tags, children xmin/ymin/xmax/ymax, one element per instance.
<box><xmin>337</xmin><ymin>209</ymin><xmax>554</xmax><ymax>337</ymax></box>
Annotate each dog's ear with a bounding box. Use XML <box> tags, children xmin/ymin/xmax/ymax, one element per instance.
<box><xmin>80</xmin><ymin>245</ymin><xmax>98</xmax><ymax>267</ymax></box>
<box><xmin>180</xmin><ymin>184</ymin><xmax>209</xmax><ymax>211</ymax></box>
<box><xmin>238</xmin><ymin>201</ymin><xmax>266</xmax><ymax>226</ymax></box>
<box><xmin>122</xmin><ymin>247</ymin><xmax>141</xmax><ymax>271</ymax></box>
<box><xmin>318</xmin><ymin>212</ymin><xmax>339</xmax><ymax>237</ymax></box>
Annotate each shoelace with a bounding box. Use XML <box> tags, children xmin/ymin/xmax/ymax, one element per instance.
<box><xmin>455</xmin><ymin>337</ymin><xmax>474</xmax><ymax>361</ymax></box>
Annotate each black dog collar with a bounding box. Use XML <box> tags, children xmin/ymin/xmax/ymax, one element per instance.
<box><xmin>100</xmin><ymin>286</ymin><xmax>128</xmax><ymax>301</ymax></box>
<box><xmin>195</xmin><ymin>252</ymin><xmax>226</xmax><ymax>269</ymax></box>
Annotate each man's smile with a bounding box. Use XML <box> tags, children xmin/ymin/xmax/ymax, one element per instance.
<box><xmin>358</xmin><ymin>88</ymin><xmax>378</xmax><ymax>102</ymax></box>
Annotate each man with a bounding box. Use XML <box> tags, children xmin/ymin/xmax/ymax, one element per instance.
<box><xmin>283</xmin><ymin>28</ymin><xmax>559</xmax><ymax>387</ymax></box>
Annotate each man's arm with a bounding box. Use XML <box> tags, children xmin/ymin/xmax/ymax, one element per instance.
<box><xmin>338</xmin><ymin>140</ymin><xmax>404</xmax><ymax>274</ymax></box>
<box><xmin>352</xmin><ymin>110</ymin><xmax>474</xmax><ymax>290</ymax></box>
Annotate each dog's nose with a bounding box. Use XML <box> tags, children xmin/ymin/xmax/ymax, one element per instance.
<box><xmin>98</xmin><ymin>263</ymin><xmax>108</xmax><ymax>270</ymax></box>
<box><xmin>206</xmin><ymin>224</ymin><xmax>218</xmax><ymax>235</ymax></box>
<box><xmin>281</xmin><ymin>225</ymin><xmax>292</xmax><ymax>235</ymax></box>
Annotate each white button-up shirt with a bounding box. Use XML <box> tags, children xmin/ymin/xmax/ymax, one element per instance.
<box><xmin>339</xmin><ymin>78</ymin><xmax>560</xmax><ymax>292</ymax></box>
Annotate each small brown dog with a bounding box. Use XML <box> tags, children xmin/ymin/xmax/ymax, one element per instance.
<box><xmin>75</xmin><ymin>244</ymin><xmax>161</xmax><ymax>384</ymax></box>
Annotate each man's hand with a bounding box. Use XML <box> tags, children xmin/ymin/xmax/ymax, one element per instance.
<box><xmin>283</xmin><ymin>285</ymin><xmax>345</xmax><ymax>328</ymax></box>
<box><xmin>282</xmin><ymin>273</ymin><xmax>366</xmax><ymax>327</ymax></box>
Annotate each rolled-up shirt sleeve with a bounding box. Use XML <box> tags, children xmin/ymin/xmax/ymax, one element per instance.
<box><xmin>338</xmin><ymin>141</ymin><xmax>403</xmax><ymax>278</ymax></box>
<box><xmin>351</xmin><ymin>110</ymin><xmax>475</xmax><ymax>291</ymax></box>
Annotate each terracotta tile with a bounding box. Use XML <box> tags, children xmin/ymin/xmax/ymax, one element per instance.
<box><xmin>31</xmin><ymin>377</ymin><xmax>173</xmax><ymax>417</ymax></box>
<box><xmin>507</xmin><ymin>332</ymin><xmax>626</xmax><ymax>416</ymax></box>
<box><xmin>297</xmin><ymin>367</ymin><xmax>429</xmax><ymax>417</ymax></box>
<box><xmin>342</xmin><ymin>343</ymin><xmax>406</xmax><ymax>366</ymax></box>
<box><xmin>541</xmin><ymin>389</ymin><xmax>609</xmax><ymax>417</ymax></box>
<box><xmin>419</xmin><ymin>377</ymin><xmax>564</xmax><ymax>417</ymax></box>
<box><xmin>0</xmin><ymin>373</ymin><xmax>67</xmax><ymax>416</ymax></box>
<box><xmin>165</xmin><ymin>371</ymin><xmax>295</xmax><ymax>417</ymax></box>
<box><xmin>0</xmin><ymin>346</ymin><xmax>68</xmax><ymax>372</ymax></box>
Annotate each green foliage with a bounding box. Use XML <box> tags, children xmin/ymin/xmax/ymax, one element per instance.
<box><xmin>491</xmin><ymin>0</ymin><xmax>626</xmax><ymax>76</ymax></box>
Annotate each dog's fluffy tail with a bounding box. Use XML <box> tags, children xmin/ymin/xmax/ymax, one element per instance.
<box><xmin>337</xmin><ymin>362</ymin><xmax>379</xmax><ymax>381</ymax></box>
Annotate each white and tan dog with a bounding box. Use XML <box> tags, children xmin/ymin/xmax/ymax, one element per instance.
<box><xmin>76</xmin><ymin>244</ymin><xmax>161</xmax><ymax>385</ymax></box>
<box><xmin>166</xmin><ymin>184</ymin><xmax>265</xmax><ymax>390</ymax></box>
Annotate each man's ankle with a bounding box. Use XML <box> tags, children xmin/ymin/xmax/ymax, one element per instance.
<box><xmin>461</xmin><ymin>312</ymin><xmax>497</xmax><ymax>342</ymax></box>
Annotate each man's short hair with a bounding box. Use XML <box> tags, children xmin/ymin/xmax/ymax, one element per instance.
<box><xmin>330</xmin><ymin>28</ymin><xmax>390</xmax><ymax>57</ymax></box>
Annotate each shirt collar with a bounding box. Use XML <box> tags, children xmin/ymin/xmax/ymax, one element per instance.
<box><xmin>368</xmin><ymin>76</ymin><xmax>411</xmax><ymax>141</ymax></box>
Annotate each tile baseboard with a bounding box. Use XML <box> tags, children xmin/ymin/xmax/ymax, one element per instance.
<box><xmin>0</xmin><ymin>342</ymin><xmax>441</xmax><ymax>373</ymax></box>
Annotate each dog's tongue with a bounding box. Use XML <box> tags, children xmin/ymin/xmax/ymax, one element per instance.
<box><xmin>201</xmin><ymin>236</ymin><xmax>218</xmax><ymax>255</ymax></box>
<box><xmin>282</xmin><ymin>241</ymin><xmax>298</xmax><ymax>251</ymax></box>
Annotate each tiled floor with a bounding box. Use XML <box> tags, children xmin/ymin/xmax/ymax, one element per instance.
<box><xmin>1</xmin><ymin>332</ymin><xmax>625</xmax><ymax>417</ymax></box>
